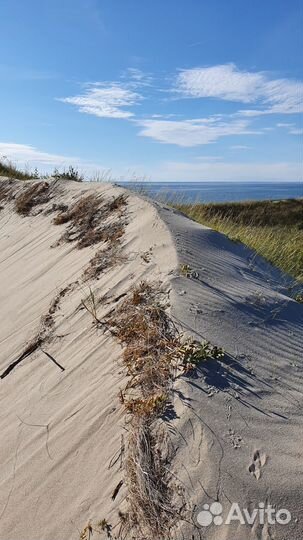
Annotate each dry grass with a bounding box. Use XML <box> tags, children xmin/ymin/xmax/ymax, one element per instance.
<box><xmin>78</xmin><ymin>281</ymin><xmax>224</xmax><ymax>538</ymax></box>
<box><xmin>14</xmin><ymin>181</ymin><xmax>51</xmax><ymax>215</ymax></box>
<box><xmin>53</xmin><ymin>193</ymin><xmax>127</xmax><ymax>249</ymax></box>
<box><xmin>83</xmin><ymin>244</ymin><xmax>125</xmax><ymax>281</ymax></box>
<box><xmin>44</xmin><ymin>202</ymin><xmax>69</xmax><ymax>216</ymax></box>
<box><xmin>105</xmin><ymin>282</ymin><xmax>180</xmax><ymax>538</ymax></box>
<box><xmin>0</xmin><ymin>179</ymin><xmax>15</xmax><ymax>202</ymax></box>
<box><xmin>107</xmin><ymin>283</ymin><xmax>178</xmax><ymax>407</ymax></box>
<box><xmin>126</xmin><ymin>419</ymin><xmax>176</xmax><ymax>539</ymax></box>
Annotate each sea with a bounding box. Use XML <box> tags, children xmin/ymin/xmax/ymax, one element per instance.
<box><xmin>120</xmin><ymin>181</ymin><xmax>303</xmax><ymax>204</ymax></box>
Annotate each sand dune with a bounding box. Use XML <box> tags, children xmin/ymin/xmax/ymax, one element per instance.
<box><xmin>0</xmin><ymin>179</ymin><xmax>176</xmax><ymax>539</ymax></box>
<box><xmin>0</xmin><ymin>179</ymin><xmax>302</xmax><ymax>539</ymax></box>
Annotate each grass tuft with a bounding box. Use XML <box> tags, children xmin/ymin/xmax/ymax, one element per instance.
<box><xmin>0</xmin><ymin>179</ymin><xmax>16</xmax><ymax>202</ymax></box>
<box><xmin>53</xmin><ymin>193</ymin><xmax>127</xmax><ymax>249</ymax></box>
<box><xmin>15</xmin><ymin>181</ymin><xmax>51</xmax><ymax>215</ymax></box>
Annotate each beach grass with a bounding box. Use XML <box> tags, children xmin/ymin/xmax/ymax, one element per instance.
<box><xmin>0</xmin><ymin>159</ymin><xmax>37</xmax><ymax>180</ymax></box>
<box><xmin>174</xmin><ymin>199</ymin><xmax>303</xmax><ymax>282</ymax></box>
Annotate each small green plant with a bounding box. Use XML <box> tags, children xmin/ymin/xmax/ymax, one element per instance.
<box><xmin>294</xmin><ymin>292</ymin><xmax>303</xmax><ymax>303</ymax></box>
<box><xmin>180</xmin><ymin>263</ymin><xmax>192</xmax><ymax>277</ymax></box>
<box><xmin>180</xmin><ymin>339</ymin><xmax>224</xmax><ymax>372</ymax></box>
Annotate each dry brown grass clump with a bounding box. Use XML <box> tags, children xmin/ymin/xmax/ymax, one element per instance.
<box><xmin>0</xmin><ymin>179</ymin><xmax>16</xmax><ymax>202</ymax></box>
<box><xmin>53</xmin><ymin>193</ymin><xmax>127</xmax><ymax>249</ymax></box>
<box><xmin>14</xmin><ymin>181</ymin><xmax>51</xmax><ymax>215</ymax></box>
<box><xmin>106</xmin><ymin>283</ymin><xmax>182</xmax><ymax>538</ymax></box>
<box><xmin>83</xmin><ymin>243</ymin><xmax>125</xmax><ymax>281</ymax></box>
<box><xmin>108</xmin><ymin>282</ymin><xmax>178</xmax><ymax>411</ymax></box>
<box><xmin>103</xmin><ymin>282</ymin><xmax>225</xmax><ymax>538</ymax></box>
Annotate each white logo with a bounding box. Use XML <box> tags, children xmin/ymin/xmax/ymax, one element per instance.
<box><xmin>197</xmin><ymin>502</ymin><xmax>291</xmax><ymax>527</ymax></box>
<box><xmin>197</xmin><ymin>502</ymin><xmax>223</xmax><ymax>526</ymax></box>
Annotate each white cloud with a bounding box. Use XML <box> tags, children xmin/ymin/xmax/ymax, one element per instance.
<box><xmin>123</xmin><ymin>68</ymin><xmax>153</xmax><ymax>87</ymax></box>
<box><xmin>289</xmin><ymin>128</ymin><xmax>303</xmax><ymax>135</ymax></box>
<box><xmin>0</xmin><ymin>142</ymin><xmax>78</xmax><ymax>166</ymax></box>
<box><xmin>137</xmin><ymin>117</ymin><xmax>260</xmax><ymax>147</ymax></box>
<box><xmin>0</xmin><ymin>142</ymin><xmax>146</xmax><ymax>182</ymax></box>
<box><xmin>176</xmin><ymin>64</ymin><xmax>264</xmax><ymax>103</ymax></box>
<box><xmin>276</xmin><ymin>123</ymin><xmax>303</xmax><ymax>135</ymax></box>
<box><xmin>176</xmin><ymin>64</ymin><xmax>303</xmax><ymax>115</ymax></box>
<box><xmin>276</xmin><ymin>122</ymin><xmax>294</xmax><ymax>128</ymax></box>
<box><xmin>59</xmin><ymin>83</ymin><xmax>142</xmax><ymax>119</ymax></box>
<box><xmin>230</xmin><ymin>145</ymin><xmax>251</xmax><ymax>150</ymax></box>
<box><xmin>194</xmin><ymin>155</ymin><xmax>223</xmax><ymax>161</ymax></box>
<box><xmin>151</xmin><ymin>160</ymin><xmax>302</xmax><ymax>182</ymax></box>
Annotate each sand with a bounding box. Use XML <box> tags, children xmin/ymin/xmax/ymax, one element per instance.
<box><xmin>0</xmin><ymin>179</ymin><xmax>302</xmax><ymax>540</ymax></box>
<box><xmin>0</xmin><ymin>179</ymin><xmax>176</xmax><ymax>540</ymax></box>
<box><xmin>156</xmin><ymin>203</ymin><xmax>303</xmax><ymax>540</ymax></box>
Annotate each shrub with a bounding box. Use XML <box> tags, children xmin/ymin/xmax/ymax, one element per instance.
<box><xmin>52</xmin><ymin>166</ymin><xmax>83</xmax><ymax>182</ymax></box>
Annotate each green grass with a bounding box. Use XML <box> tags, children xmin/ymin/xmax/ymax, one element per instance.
<box><xmin>0</xmin><ymin>159</ymin><xmax>38</xmax><ymax>180</ymax></box>
<box><xmin>0</xmin><ymin>160</ymin><xmax>83</xmax><ymax>182</ymax></box>
<box><xmin>52</xmin><ymin>166</ymin><xmax>83</xmax><ymax>182</ymax></box>
<box><xmin>174</xmin><ymin>199</ymin><xmax>303</xmax><ymax>282</ymax></box>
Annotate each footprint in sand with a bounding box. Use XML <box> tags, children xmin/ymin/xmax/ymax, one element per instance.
<box><xmin>248</xmin><ymin>450</ymin><xmax>267</xmax><ymax>479</ymax></box>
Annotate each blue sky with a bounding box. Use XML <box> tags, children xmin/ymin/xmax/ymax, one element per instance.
<box><xmin>0</xmin><ymin>0</ymin><xmax>302</xmax><ymax>181</ymax></box>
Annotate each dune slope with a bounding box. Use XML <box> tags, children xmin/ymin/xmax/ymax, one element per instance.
<box><xmin>0</xmin><ymin>179</ymin><xmax>176</xmax><ymax>540</ymax></box>
<box><xmin>156</xmin><ymin>203</ymin><xmax>303</xmax><ymax>540</ymax></box>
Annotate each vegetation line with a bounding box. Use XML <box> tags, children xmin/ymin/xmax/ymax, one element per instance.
<box><xmin>173</xmin><ymin>199</ymin><xmax>303</xmax><ymax>283</ymax></box>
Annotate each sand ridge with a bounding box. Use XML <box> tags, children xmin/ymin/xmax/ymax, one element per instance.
<box><xmin>0</xmin><ymin>179</ymin><xmax>177</xmax><ymax>540</ymax></box>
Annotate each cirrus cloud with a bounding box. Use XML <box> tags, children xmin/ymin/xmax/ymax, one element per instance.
<box><xmin>176</xmin><ymin>63</ymin><xmax>303</xmax><ymax>115</ymax></box>
<box><xmin>59</xmin><ymin>83</ymin><xmax>142</xmax><ymax>119</ymax></box>
<box><xmin>151</xmin><ymin>159</ymin><xmax>302</xmax><ymax>182</ymax></box>
<box><xmin>137</xmin><ymin>117</ymin><xmax>261</xmax><ymax>147</ymax></box>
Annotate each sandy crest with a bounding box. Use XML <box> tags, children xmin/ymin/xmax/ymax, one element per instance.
<box><xmin>155</xmin><ymin>203</ymin><xmax>303</xmax><ymax>540</ymax></box>
<box><xmin>0</xmin><ymin>179</ymin><xmax>177</xmax><ymax>540</ymax></box>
